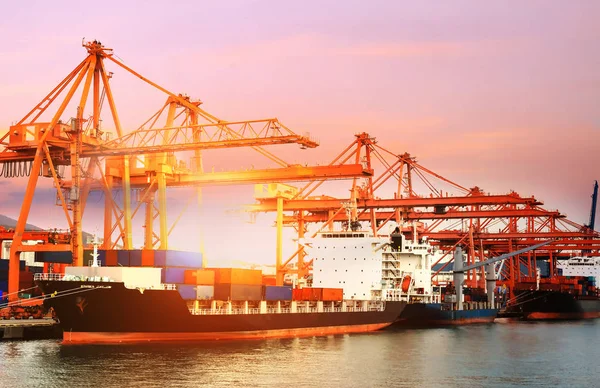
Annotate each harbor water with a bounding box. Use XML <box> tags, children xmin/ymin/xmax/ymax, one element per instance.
<box><xmin>1</xmin><ymin>321</ymin><xmax>599</xmax><ymax>387</ymax></box>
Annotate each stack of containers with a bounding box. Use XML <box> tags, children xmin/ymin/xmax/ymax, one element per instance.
<box><xmin>155</xmin><ymin>251</ymin><xmax>203</xmax><ymax>300</ymax></box>
<box><xmin>183</xmin><ymin>269</ymin><xmax>215</xmax><ymax>300</ymax></box>
<box><xmin>210</xmin><ymin>268</ymin><xmax>263</xmax><ymax>301</ymax></box>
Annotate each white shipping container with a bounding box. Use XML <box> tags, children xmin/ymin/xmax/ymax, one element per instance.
<box><xmin>64</xmin><ymin>267</ymin><xmax>163</xmax><ymax>289</ymax></box>
<box><xmin>196</xmin><ymin>285</ymin><xmax>214</xmax><ymax>300</ymax></box>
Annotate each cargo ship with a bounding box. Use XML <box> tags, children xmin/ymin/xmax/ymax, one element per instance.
<box><xmin>301</xmin><ymin>226</ymin><xmax>497</xmax><ymax>327</ymax></box>
<box><xmin>34</xmin><ymin>248</ymin><xmax>405</xmax><ymax>344</ymax></box>
<box><xmin>500</xmin><ymin>256</ymin><xmax>600</xmax><ymax>320</ymax></box>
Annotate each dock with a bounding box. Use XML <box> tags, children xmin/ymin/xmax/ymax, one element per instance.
<box><xmin>0</xmin><ymin>319</ymin><xmax>61</xmax><ymax>340</ymax></box>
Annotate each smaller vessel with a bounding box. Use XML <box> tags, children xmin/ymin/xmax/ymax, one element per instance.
<box><xmin>501</xmin><ymin>256</ymin><xmax>600</xmax><ymax>320</ymax></box>
<box><xmin>384</xmin><ymin>232</ymin><xmax>497</xmax><ymax>327</ymax></box>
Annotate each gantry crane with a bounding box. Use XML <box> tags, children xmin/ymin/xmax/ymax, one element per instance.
<box><xmin>246</xmin><ymin>133</ymin><xmax>600</xmax><ymax>291</ymax></box>
<box><xmin>0</xmin><ymin>41</ymin><xmax>372</xmax><ymax>300</ymax></box>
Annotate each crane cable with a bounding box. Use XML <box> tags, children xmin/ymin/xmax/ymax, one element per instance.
<box><xmin>0</xmin><ymin>286</ymin><xmax>97</xmax><ymax>311</ymax></box>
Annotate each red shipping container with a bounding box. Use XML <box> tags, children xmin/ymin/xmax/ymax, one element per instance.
<box><xmin>262</xmin><ymin>275</ymin><xmax>277</xmax><ymax>286</ymax></box>
<box><xmin>292</xmin><ymin>288</ymin><xmax>303</xmax><ymax>300</ymax></box>
<box><xmin>301</xmin><ymin>287</ymin><xmax>312</xmax><ymax>301</ymax></box>
<box><xmin>322</xmin><ymin>288</ymin><xmax>343</xmax><ymax>301</ymax></box>
<box><xmin>311</xmin><ymin>288</ymin><xmax>324</xmax><ymax>301</ymax></box>
<box><xmin>301</xmin><ymin>287</ymin><xmax>326</xmax><ymax>301</ymax></box>
<box><xmin>141</xmin><ymin>250</ymin><xmax>155</xmax><ymax>267</ymax></box>
<box><xmin>43</xmin><ymin>263</ymin><xmax>67</xmax><ymax>274</ymax></box>
<box><xmin>105</xmin><ymin>250</ymin><xmax>118</xmax><ymax>266</ymax></box>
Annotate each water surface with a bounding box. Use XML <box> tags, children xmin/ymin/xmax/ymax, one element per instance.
<box><xmin>1</xmin><ymin>321</ymin><xmax>599</xmax><ymax>387</ymax></box>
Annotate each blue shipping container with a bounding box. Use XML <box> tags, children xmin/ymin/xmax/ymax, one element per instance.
<box><xmin>177</xmin><ymin>285</ymin><xmax>197</xmax><ymax>300</ymax></box>
<box><xmin>0</xmin><ymin>260</ymin><xmax>27</xmax><ymax>269</ymax></box>
<box><xmin>34</xmin><ymin>252</ymin><xmax>72</xmax><ymax>264</ymax></box>
<box><xmin>117</xmin><ymin>250</ymin><xmax>130</xmax><ymax>266</ymax></box>
<box><xmin>162</xmin><ymin>267</ymin><xmax>187</xmax><ymax>284</ymax></box>
<box><xmin>0</xmin><ymin>280</ymin><xmax>7</xmax><ymax>292</ymax></box>
<box><xmin>154</xmin><ymin>250</ymin><xmax>202</xmax><ymax>268</ymax></box>
<box><xmin>0</xmin><ymin>270</ymin><xmax>6</xmax><ymax>281</ymax></box>
<box><xmin>129</xmin><ymin>250</ymin><xmax>142</xmax><ymax>267</ymax></box>
<box><xmin>264</xmin><ymin>286</ymin><xmax>293</xmax><ymax>301</ymax></box>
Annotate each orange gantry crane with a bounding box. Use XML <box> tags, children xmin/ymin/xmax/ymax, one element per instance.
<box><xmin>247</xmin><ymin>133</ymin><xmax>600</xmax><ymax>289</ymax></box>
<box><xmin>0</xmin><ymin>41</ymin><xmax>371</xmax><ymax>300</ymax></box>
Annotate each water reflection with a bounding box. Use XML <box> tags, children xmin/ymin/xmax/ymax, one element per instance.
<box><xmin>1</xmin><ymin>322</ymin><xmax>599</xmax><ymax>388</ymax></box>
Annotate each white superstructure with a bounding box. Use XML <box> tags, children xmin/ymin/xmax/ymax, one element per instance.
<box><xmin>303</xmin><ymin>229</ymin><xmax>439</xmax><ymax>302</ymax></box>
<box><xmin>558</xmin><ymin>256</ymin><xmax>600</xmax><ymax>279</ymax></box>
<box><xmin>308</xmin><ymin>231</ymin><xmax>383</xmax><ymax>300</ymax></box>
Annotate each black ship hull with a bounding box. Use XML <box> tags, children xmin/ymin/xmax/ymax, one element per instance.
<box><xmin>394</xmin><ymin>303</ymin><xmax>497</xmax><ymax>327</ymax></box>
<box><xmin>503</xmin><ymin>290</ymin><xmax>600</xmax><ymax>320</ymax></box>
<box><xmin>37</xmin><ymin>280</ymin><xmax>406</xmax><ymax>344</ymax></box>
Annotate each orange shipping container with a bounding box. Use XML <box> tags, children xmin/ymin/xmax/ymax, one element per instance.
<box><xmin>210</xmin><ymin>268</ymin><xmax>262</xmax><ymax>285</ymax></box>
<box><xmin>184</xmin><ymin>270</ymin><xmax>215</xmax><ymax>285</ymax></box>
<box><xmin>322</xmin><ymin>288</ymin><xmax>343</xmax><ymax>301</ymax></box>
<box><xmin>141</xmin><ymin>250</ymin><xmax>155</xmax><ymax>267</ymax></box>
<box><xmin>105</xmin><ymin>250</ymin><xmax>118</xmax><ymax>266</ymax></box>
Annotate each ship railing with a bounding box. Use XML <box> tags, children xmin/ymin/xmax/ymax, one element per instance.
<box><xmin>160</xmin><ymin>284</ymin><xmax>177</xmax><ymax>290</ymax></box>
<box><xmin>188</xmin><ymin>302</ymin><xmax>385</xmax><ymax>315</ymax></box>
<box><xmin>34</xmin><ymin>273</ymin><xmax>64</xmax><ymax>281</ymax></box>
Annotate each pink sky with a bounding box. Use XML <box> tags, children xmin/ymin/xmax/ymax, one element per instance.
<box><xmin>0</xmin><ymin>1</ymin><xmax>598</xmax><ymax>263</ymax></box>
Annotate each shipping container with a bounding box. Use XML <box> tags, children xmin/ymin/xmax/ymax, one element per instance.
<box><xmin>105</xmin><ymin>250</ymin><xmax>118</xmax><ymax>266</ymax></box>
<box><xmin>0</xmin><ymin>280</ymin><xmax>7</xmax><ymax>292</ymax></box>
<box><xmin>0</xmin><ymin>270</ymin><xmax>6</xmax><ymax>281</ymax></box>
<box><xmin>141</xmin><ymin>250</ymin><xmax>155</xmax><ymax>267</ymax></box>
<box><xmin>154</xmin><ymin>250</ymin><xmax>203</xmax><ymax>268</ymax></box>
<box><xmin>214</xmin><ymin>283</ymin><xmax>263</xmax><ymax>301</ymax></box>
<box><xmin>210</xmin><ymin>268</ymin><xmax>262</xmax><ymax>285</ymax></box>
<box><xmin>301</xmin><ymin>287</ymin><xmax>325</xmax><ymax>301</ymax></box>
<box><xmin>292</xmin><ymin>288</ymin><xmax>303</xmax><ymax>300</ymax></box>
<box><xmin>161</xmin><ymin>267</ymin><xmax>187</xmax><ymax>284</ymax></box>
<box><xmin>322</xmin><ymin>288</ymin><xmax>343</xmax><ymax>301</ymax></box>
<box><xmin>184</xmin><ymin>269</ymin><xmax>215</xmax><ymax>285</ymax></box>
<box><xmin>196</xmin><ymin>285</ymin><xmax>214</xmax><ymax>300</ymax></box>
<box><xmin>43</xmin><ymin>262</ymin><xmax>67</xmax><ymax>274</ymax></box>
<box><xmin>0</xmin><ymin>259</ymin><xmax>8</xmax><ymax>270</ymax></box>
<box><xmin>262</xmin><ymin>275</ymin><xmax>277</xmax><ymax>286</ymax></box>
<box><xmin>264</xmin><ymin>285</ymin><xmax>292</xmax><ymax>301</ymax></box>
<box><xmin>34</xmin><ymin>251</ymin><xmax>72</xmax><ymax>264</ymax></box>
<box><xmin>177</xmin><ymin>284</ymin><xmax>197</xmax><ymax>300</ymax></box>
<box><xmin>129</xmin><ymin>250</ymin><xmax>142</xmax><ymax>267</ymax></box>
<box><xmin>117</xmin><ymin>250</ymin><xmax>130</xmax><ymax>266</ymax></box>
